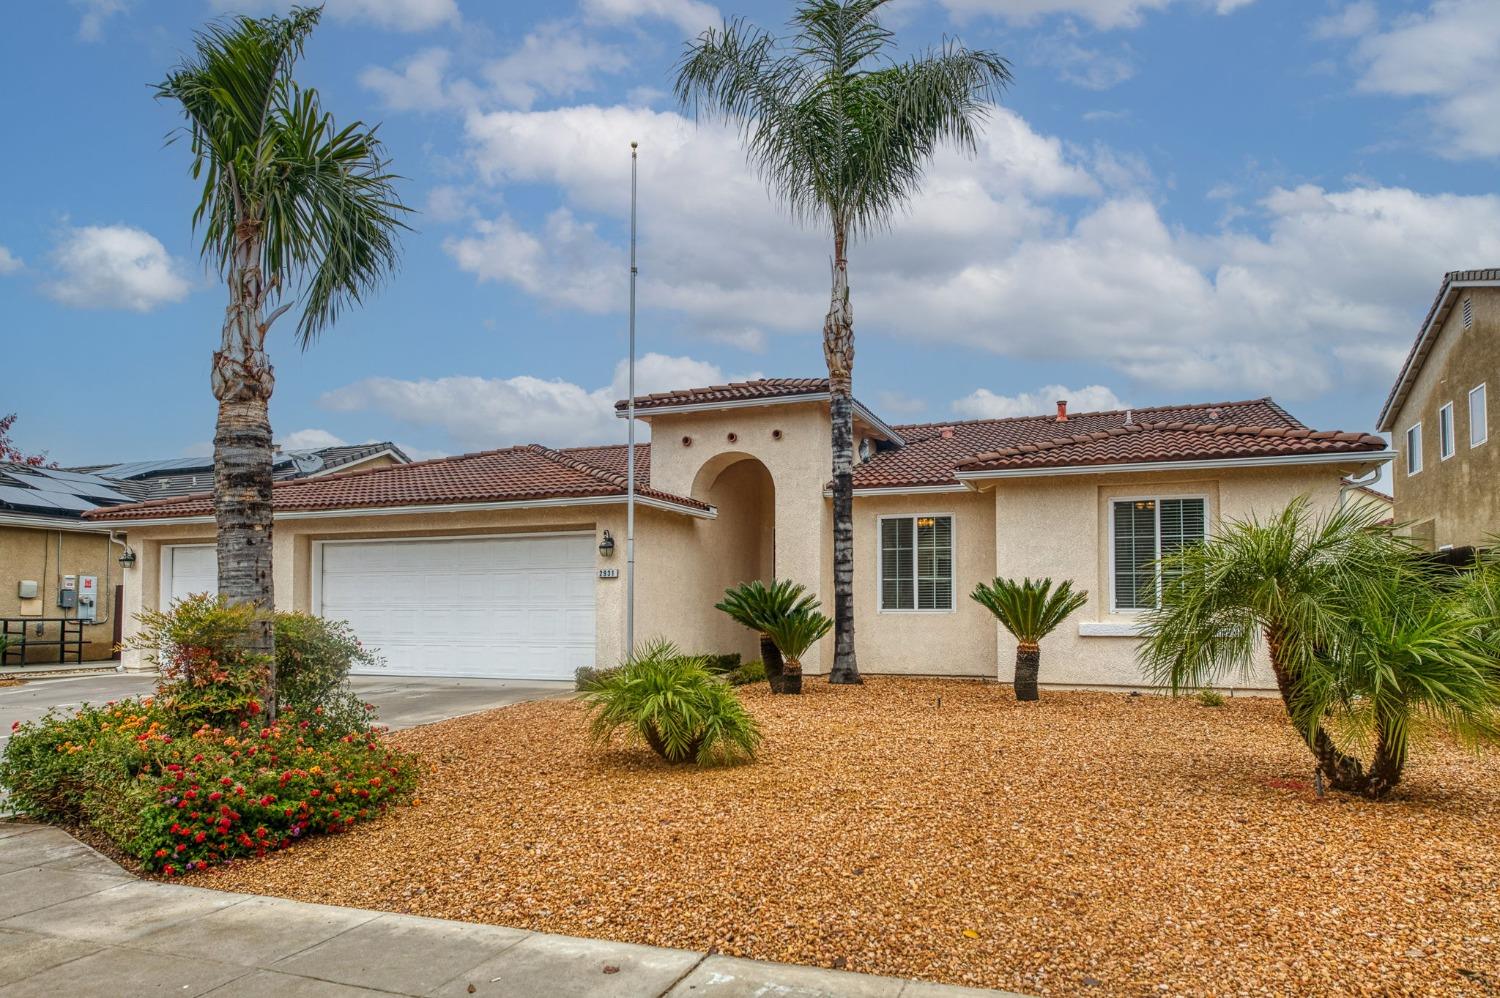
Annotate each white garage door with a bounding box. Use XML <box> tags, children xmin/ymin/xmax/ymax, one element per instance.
<box><xmin>163</xmin><ymin>545</ymin><xmax>217</xmax><ymax>606</ymax></box>
<box><xmin>316</xmin><ymin>534</ymin><xmax>596</xmax><ymax>680</ymax></box>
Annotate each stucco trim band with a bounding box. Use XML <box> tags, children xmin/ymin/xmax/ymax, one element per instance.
<box><xmin>617</xmin><ymin>393</ymin><xmax>906</xmax><ymax>446</ymax></box>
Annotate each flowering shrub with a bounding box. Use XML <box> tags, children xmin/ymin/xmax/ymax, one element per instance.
<box><xmin>128</xmin><ymin>597</ymin><xmax>268</xmax><ymax>729</ymax></box>
<box><xmin>0</xmin><ymin>698</ymin><xmax>417</xmax><ymax>875</ymax></box>
<box><xmin>274</xmin><ymin>612</ymin><xmax>382</xmax><ymax>735</ymax></box>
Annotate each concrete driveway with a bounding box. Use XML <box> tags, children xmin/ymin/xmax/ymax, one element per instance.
<box><xmin>0</xmin><ymin>673</ymin><xmax>572</xmax><ymax>746</ymax></box>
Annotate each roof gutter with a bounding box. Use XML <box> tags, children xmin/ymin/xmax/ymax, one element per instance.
<box><xmin>616</xmin><ymin>393</ymin><xmax>906</xmax><ymax>446</ymax></box>
<box><xmin>954</xmin><ymin>449</ymin><xmax>1397</xmax><ymax>481</ymax></box>
<box><xmin>0</xmin><ymin>512</ymin><xmax>117</xmax><ymax>532</ymax></box>
<box><xmin>85</xmin><ymin>492</ymin><xmax>717</xmax><ymax>527</ymax></box>
<box><xmin>1377</xmin><ymin>278</ymin><xmax>1500</xmax><ymax>432</ymax></box>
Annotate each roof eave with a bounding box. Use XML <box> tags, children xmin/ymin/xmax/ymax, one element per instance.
<box><xmin>1377</xmin><ymin>277</ymin><xmax>1500</xmax><ymax>432</ymax></box>
<box><xmin>83</xmin><ymin>492</ymin><xmax>718</xmax><ymax>526</ymax></box>
<box><xmin>954</xmin><ymin>449</ymin><xmax>1396</xmax><ymax>480</ymax></box>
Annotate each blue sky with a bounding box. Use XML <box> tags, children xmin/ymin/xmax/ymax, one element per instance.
<box><xmin>2</xmin><ymin>0</ymin><xmax>1497</xmax><ymax>468</ymax></box>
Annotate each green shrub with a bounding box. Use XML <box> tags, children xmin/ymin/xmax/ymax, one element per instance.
<box><xmin>574</xmin><ymin>665</ymin><xmax>618</xmax><ymax>691</ymax></box>
<box><xmin>1196</xmin><ymin>689</ymin><xmax>1228</xmax><ymax>708</ymax></box>
<box><xmin>580</xmin><ymin>640</ymin><xmax>761</xmax><ymax>766</ymax></box>
<box><xmin>0</xmin><ymin>698</ymin><xmax>417</xmax><ymax>875</ymax></box>
<box><xmin>728</xmin><ymin>660</ymin><xmax>767</xmax><ymax>686</ymax></box>
<box><xmin>700</xmin><ymin>652</ymin><xmax>742</xmax><ymax>675</ymax></box>
<box><xmin>274</xmin><ymin>612</ymin><xmax>380</xmax><ymax>735</ymax></box>
<box><xmin>126</xmin><ymin>596</ymin><xmax>268</xmax><ymax>728</ymax></box>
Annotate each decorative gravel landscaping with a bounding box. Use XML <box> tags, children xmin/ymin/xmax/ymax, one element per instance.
<box><xmin>183</xmin><ymin>679</ymin><xmax>1500</xmax><ymax>997</ymax></box>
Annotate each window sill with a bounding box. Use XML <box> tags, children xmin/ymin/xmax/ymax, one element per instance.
<box><xmin>1078</xmin><ymin>620</ymin><xmax>1147</xmax><ymax>638</ymax></box>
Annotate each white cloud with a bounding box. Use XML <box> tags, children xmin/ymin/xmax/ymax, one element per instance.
<box><xmin>211</xmin><ymin>0</ymin><xmax>459</xmax><ymax>32</ymax></box>
<box><xmin>581</xmin><ymin>0</ymin><xmax>720</xmax><ymax>35</ymax></box>
<box><xmin>1341</xmin><ymin>0</ymin><xmax>1500</xmax><ymax>158</ymax></box>
<box><xmin>875</xmin><ymin>391</ymin><xmax>928</xmax><ymax>417</ymax></box>
<box><xmin>320</xmin><ymin>353</ymin><xmax>741</xmax><ymax>449</ymax></box>
<box><xmin>1032</xmin><ymin>34</ymin><xmax>1136</xmax><ymax>90</ymax></box>
<box><xmin>953</xmin><ymin>384</ymin><xmax>1127</xmax><ymax>419</ymax></box>
<box><xmin>443</xmin><ymin>209</ymin><xmax>619</xmax><ymax>312</ymax></box>
<box><xmin>938</xmin><ymin>0</ymin><xmax>1253</xmax><ymax>31</ymax></box>
<box><xmin>359</xmin><ymin>48</ymin><xmax>468</xmax><ymax>112</ymax></box>
<box><xmin>72</xmin><ymin>0</ymin><xmax>127</xmax><ymax>41</ymax></box>
<box><xmin>1311</xmin><ymin>1</ymin><xmax>1377</xmax><ymax>40</ymax></box>
<box><xmin>278</xmin><ymin>428</ymin><xmax>347</xmax><ymax>451</ymax></box>
<box><xmin>0</xmin><ymin>246</ymin><xmax>21</xmax><ymax>275</ymax></box>
<box><xmin>43</xmin><ymin>225</ymin><xmax>191</xmax><ymax>312</ymax></box>
<box><xmin>482</xmin><ymin>22</ymin><xmax>629</xmax><ymax>110</ymax></box>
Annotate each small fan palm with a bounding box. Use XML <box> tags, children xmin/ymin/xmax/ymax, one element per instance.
<box><xmin>716</xmin><ymin>579</ymin><xmax>823</xmax><ymax>694</ymax></box>
<box><xmin>970</xmin><ymin>577</ymin><xmax>1088</xmax><ymax>701</ymax></box>
<box><xmin>1139</xmin><ymin>497</ymin><xmax>1500</xmax><ymax>799</ymax></box>
<box><xmin>581</xmin><ymin>640</ymin><xmax>762</xmax><ymax>766</ymax></box>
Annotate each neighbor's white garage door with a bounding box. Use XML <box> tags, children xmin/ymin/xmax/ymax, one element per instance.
<box><xmin>316</xmin><ymin>534</ymin><xmax>596</xmax><ymax>680</ymax></box>
<box><xmin>163</xmin><ymin>544</ymin><xmax>217</xmax><ymax>606</ymax></box>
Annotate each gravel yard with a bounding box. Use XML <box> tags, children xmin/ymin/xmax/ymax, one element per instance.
<box><xmin>183</xmin><ymin>678</ymin><xmax>1500</xmax><ymax>996</ymax></box>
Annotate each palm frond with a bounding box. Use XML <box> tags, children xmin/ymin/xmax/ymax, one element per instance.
<box><xmin>970</xmin><ymin>577</ymin><xmax>1087</xmax><ymax>645</ymax></box>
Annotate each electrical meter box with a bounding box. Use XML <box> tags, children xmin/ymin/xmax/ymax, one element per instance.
<box><xmin>58</xmin><ymin>575</ymin><xmax>77</xmax><ymax>610</ymax></box>
<box><xmin>77</xmin><ymin>575</ymin><xmax>99</xmax><ymax>623</ymax></box>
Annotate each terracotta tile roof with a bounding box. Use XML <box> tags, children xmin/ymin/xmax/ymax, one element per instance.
<box><xmin>559</xmin><ymin>443</ymin><xmax>651</xmax><ymax>485</ymax></box>
<box><xmin>83</xmin><ymin>444</ymin><xmax>707</xmax><ymax>521</ymax></box>
<box><xmin>616</xmin><ymin>378</ymin><xmax>829</xmax><ymax>412</ymax></box>
<box><xmin>853</xmin><ymin>398</ymin><xmax>1383</xmax><ymax>488</ymax></box>
<box><xmin>1378</xmin><ymin>268</ymin><xmax>1500</xmax><ymax>431</ymax></box>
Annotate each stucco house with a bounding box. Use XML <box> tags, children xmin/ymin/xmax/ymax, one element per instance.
<box><xmin>87</xmin><ymin>379</ymin><xmax>1391</xmax><ymax>691</ymax></box>
<box><xmin>1377</xmin><ymin>269</ymin><xmax>1498</xmax><ymax>550</ymax></box>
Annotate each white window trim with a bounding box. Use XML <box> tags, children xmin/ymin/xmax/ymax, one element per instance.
<box><xmin>1107</xmin><ymin>494</ymin><xmax>1209</xmax><ymax>614</ymax></box>
<box><xmin>1439</xmin><ymin>403</ymin><xmax>1456</xmax><ymax>460</ymax></box>
<box><xmin>876</xmin><ymin>512</ymin><xmax>957</xmax><ymax>614</ymax></box>
<box><xmin>1405</xmin><ymin>423</ymin><xmax>1423</xmax><ymax>477</ymax></box>
<box><xmin>1471</xmin><ymin>383</ymin><xmax>1489</xmax><ymax>448</ymax></box>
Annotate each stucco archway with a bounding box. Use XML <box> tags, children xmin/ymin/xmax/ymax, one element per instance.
<box><xmin>690</xmin><ymin>452</ymin><xmax>776</xmax><ymax>661</ymax></box>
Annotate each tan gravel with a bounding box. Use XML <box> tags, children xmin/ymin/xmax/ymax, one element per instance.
<box><xmin>183</xmin><ymin>679</ymin><xmax>1500</xmax><ymax>996</ymax></box>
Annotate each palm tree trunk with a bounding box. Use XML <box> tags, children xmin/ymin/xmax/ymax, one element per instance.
<box><xmin>781</xmin><ymin>653</ymin><xmax>804</xmax><ymax>695</ymax></box>
<box><xmin>825</xmin><ymin>228</ymin><xmax>860</xmax><ymax>686</ymax></box>
<box><xmin>1264</xmin><ymin>629</ymin><xmax>1369</xmax><ymax>794</ymax></box>
<box><xmin>1013</xmin><ymin>643</ymin><xmax>1040</xmax><ymax>701</ymax></box>
<box><xmin>213</xmin><ymin>219</ymin><xmax>277</xmax><ymax>719</ymax></box>
<box><xmin>760</xmin><ymin>633</ymin><xmax>791</xmax><ymax>695</ymax></box>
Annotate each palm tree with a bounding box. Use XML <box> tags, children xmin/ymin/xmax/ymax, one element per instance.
<box><xmin>156</xmin><ymin>7</ymin><xmax>407</xmax><ymax>716</ymax></box>
<box><xmin>676</xmin><ymin>0</ymin><xmax>1011</xmax><ymax>686</ymax></box>
<box><xmin>1139</xmin><ymin>498</ymin><xmax>1500</xmax><ymax>799</ymax></box>
<box><xmin>759</xmin><ymin>601</ymin><xmax>833</xmax><ymax>696</ymax></box>
<box><xmin>970</xmin><ymin>577</ymin><xmax>1088</xmax><ymax>701</ymax></box>
<box><xmin>717</xmin><ymin>578</ymin><xmax>822</xmax><ymax>694</ymax></box>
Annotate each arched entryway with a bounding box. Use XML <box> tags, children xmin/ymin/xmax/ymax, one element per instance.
<box><xmin>691</xmin><ymin>453</ymin><xmax>775</xmax><ymax>661</ymax></box>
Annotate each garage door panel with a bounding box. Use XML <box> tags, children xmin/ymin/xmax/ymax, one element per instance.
<box><xmin>318</xmin><ymin>535</ymin><xmax>596</xmax><ymax>680</ymax></box>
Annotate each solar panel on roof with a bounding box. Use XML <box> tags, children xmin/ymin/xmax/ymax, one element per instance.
<box><xmin>30</xmin><ymin>491</ymin><xmax>97</xmax><ymax>512</ymax></box>
<box><xmin>0</xmin><ymin>485</ymin><xmax>64</xmax><ymax>509</ymax></box>
<box><xmin>22</xmin><ymin>468</ymin><xmax>135</xmax><ymax>502</ymax></box>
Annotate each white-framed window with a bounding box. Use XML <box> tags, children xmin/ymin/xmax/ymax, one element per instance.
<box><xmin>1405</xmin><ymin>423</ymin><xmax>1423</xmax><ymax>476</ymax></box>
<box><xmin>1439</xmin><ymin>403</ymin><xmax>1456</xmax><ymax>460</ymax></box>
<box><xmin>1110</xmin><ymin>497</ymin><xmax>1207</xmax><ymax>612</ymax></box>
<box><xmin>878</xmin><ymin>514</ymin><xmax>954</xmax><ymax>611</ymax></box>
<box><xmin>1471</xmin><ymin>384</ymin><xmax>1489</xmax><ymax>447</ymax></box>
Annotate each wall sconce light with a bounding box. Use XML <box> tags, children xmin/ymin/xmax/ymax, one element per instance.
<box><xmin>599</xmin><ymin>530</ymin><xmax>615</xmax><ymax>558</ymax></box>
<box><xmin>118</xmin><ymin>547</ymin><xmax>137</xmax><ymax>568</ymax></box>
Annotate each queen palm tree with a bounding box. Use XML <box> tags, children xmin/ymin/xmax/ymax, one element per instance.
<box><xmin>1139</xmin><ymin>498</ymin><xmax>1500</xmax><ymax>799</ymax></box>
<box><xmin>676</xmin><ymin>0</ymin><xmax>1011</xmax><ymax>685</ymax></box>
<box><xmin>971</xmin><ymin>577</ymin><xmax>1088</xmax><ymax>702</ymax></box>
<box><xmin>156</xmin><ymin>7</ymin><xmax>407</xmax><ymax>717</ymax></box>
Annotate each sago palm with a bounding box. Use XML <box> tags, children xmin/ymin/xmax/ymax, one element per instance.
<box><xmin>677</xmin><ymin>0</ymin><xmax>1011</xmax><ymax>685</ymax></box>
<box><xmin>970</xmin><ymin>577</ymin><xmax>1088</xmax><ymax>701</ymax></box>
<box><xmin>1139</xmin><ymin>498</ymin><xmax>1500</xmax><ymax>799</ymax></box>
<box><xmin>759</xmin><ymin>602</ymin><xmax>833</xmax><ymax>688</ymax></box>
<box><xmin>716</xmin><ymin>578</ymin><xmax>821</xmax><ymax>693</ymax></box>
<box><xmin>156</xmin><ymin>7</ymin><xmax>407</xmax><ymax>715</ymax></box>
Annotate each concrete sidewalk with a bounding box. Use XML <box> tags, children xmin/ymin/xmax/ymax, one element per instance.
<box><xmin>0</xmin><ymin>823</ymin><xmax>1021</xmax><ymax>997</ymax></box>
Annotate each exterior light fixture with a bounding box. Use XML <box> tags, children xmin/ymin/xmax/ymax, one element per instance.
<box><xmin>599</xmin><ymin>530</ymin><xmax>615</xmax><ymax>558</ymax></box>
<box><xmin>118</xmin><ymin>547</ymin><xmax>137</xmax><ymax>567</ymax></box>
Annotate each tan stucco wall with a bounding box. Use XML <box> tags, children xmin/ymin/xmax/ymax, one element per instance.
<box><xmin>843</xmin><ymin>490</ymin><xmax>997</xmax><ymax>677</ymax></box>
<box><xmin>0</xmin><ymin>523</ymin><xmax>121</xmax><ymax>662</ymax></box>
<box><xmin>1390</xmin><ymin>286</ymin><xmax>1499</xmax><ymax>548</ymax></box>
<box><xmin>985</xmin><ymin>465</ymin><xmax>1355</xmax><ymax>691</ymax></box>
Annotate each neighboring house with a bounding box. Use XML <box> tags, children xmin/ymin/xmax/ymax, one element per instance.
<box><xmin>1378</xmin><ymin>269</ymin><xmax>1498</xmax><ymax>550</ymax></box>
<box><xmin>1341</xmin><ymin>479</ymin><xmax>1394</xmax><ymax>524</ymax></box>
<box><xmin>90</xmin><ymin>379</ymin><xmax>1390</xmax><ymax>692</ymax></box>
<box><xmin>0</xmin><ymin>464</ymin><xmax>135</xmax><ymax>663</ymax></box>
<box><xmin>1</xmin><ymin>443</ymin><xmax>407</xmax><ymax>666</ymax></box>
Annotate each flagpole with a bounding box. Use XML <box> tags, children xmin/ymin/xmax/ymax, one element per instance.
<box><xmin>626</xmin><ymin>141</ymin><xmax>638</xmax><ymax>658</ymax></box>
